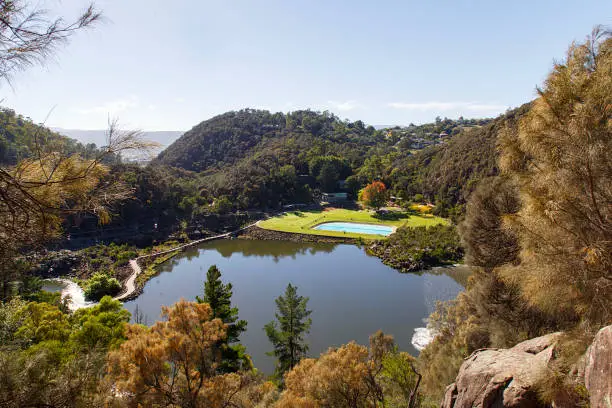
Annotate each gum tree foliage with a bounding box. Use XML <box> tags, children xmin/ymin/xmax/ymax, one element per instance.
<box><xmin>0</xmin><ymin>296</ymin><xmax>129</xmax><ymax>407</ymax></box>
<box><xmin>277</xmin><ymin>331</ymin><xmax>424</xmax><ymax>408</ymax></box>
<box><xmin>83</xmin><ymin>272</ymin><xmax>122</xmax><ymax>301</ymax></box>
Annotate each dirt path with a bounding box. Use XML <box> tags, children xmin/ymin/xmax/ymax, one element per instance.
<box><xmin>114</xmin><ymin>260</ymin><xmax>141</xmax><ymax>301</ymax></box>
<box><xmin>114</xmin><ymin>221</ymin><xmax>261</xmax><ymax>301</ymax></box>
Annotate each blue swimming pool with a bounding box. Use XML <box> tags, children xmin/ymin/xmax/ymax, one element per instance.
<box><xmin>313</xmin><ymin>222</ymin><xmax>394</xmax><ymax>236</ymax></box>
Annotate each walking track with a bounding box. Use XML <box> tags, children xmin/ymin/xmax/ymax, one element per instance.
<box><xmin>114</xmin><ymin>221</ymin><xmax>260</xmax><ymax>301</ymax></box>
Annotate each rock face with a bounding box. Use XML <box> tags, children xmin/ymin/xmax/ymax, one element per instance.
<box><xmin>441</xmin><ymin>332</ymin><xmax>561</xmax><ymax>408</ymax></box>
<box><xmin>584</xmin><ymin>325</ymin><xmax>612</xmax><ymax>408</ymax></box>
<box><xmin>442</xmin><ymin>327</ymin><xmax>612</xmax><ymax>408</ymax></box>
<box><xmin>31</xmin><ymin>249</ymin><xmax>83</xmax><ymax>277</ymax></box>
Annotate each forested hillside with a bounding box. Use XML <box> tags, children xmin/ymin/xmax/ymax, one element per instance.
<box><xmin>0</xmin><ymin>102</ymin><xmax>521</xmax><ymax>234</ymax></box>
<box><xmin>384</xmin><ymin>104</ymin><xmax>530</xmax><ymax>217</ymax></box>
<box><xmin>0</xmin><ymin>108</ymin><xmax>113</xmax><ymax>165</ymax></box>
<box><xmin>155</xmin><ymin>109</ymin><xmax>386</xmax><ymax>172</ymax></box>
<box><xmin>154</xmin><ymin>108</ymin><xmax>503</xmax><ymax>213</ymax></box>
<box><xmin>1</xmin><ymin>103</ymin><xmax>520</xmax><ymax>220</ymax></box>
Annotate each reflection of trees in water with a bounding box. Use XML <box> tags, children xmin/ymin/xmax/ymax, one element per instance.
<box><xmin>212</xmin><ymin>240</ymin><xmax>337</xmax><ymax>261</ymax></box>
<box><xmin>431</xmin><ymin>265</ymin><xmax>471</xmax><ymax>288</ymax></box>
<box><xmin>421</xmin><ymin>265</ymin><xmax>471</xmax><ymax>315</ymax></box>
<box><xmin>159</xmin><ymin>239</ymin><xmax>338</xmax><ymax>265</ymax></box>
<box><xmin>400</xmin><ymin>265</ymin><xmax>471</xmax><ymax>288</ymax></box>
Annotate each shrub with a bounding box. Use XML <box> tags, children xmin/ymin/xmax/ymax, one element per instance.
<box><xmin>84</xmin><ymin>273</ymin><xmax>122</xmax><ymax>301</ymax></box>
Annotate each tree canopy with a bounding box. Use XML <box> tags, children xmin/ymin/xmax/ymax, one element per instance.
<box><xmin>359</xmin><ymin>181</ymin><xmax>388</xmax><ymax>210</ymax></box>
<box><xmin>196</xmin><ymin>265</ymin><xmax>249</xmax><ymax>373</ymax></box>
<box><xmin>264</xmin><ymin>283</ymin><xmax>312</xmax><ymax>380</ymax></box>
<box><xmin>418</xmin><ymin>27</ymin><xmax>612</xmax><ymax>402</ymax></box>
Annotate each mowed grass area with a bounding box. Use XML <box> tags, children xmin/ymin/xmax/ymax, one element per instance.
<box><xmin>258</xmin><ymin>208</ymin><xmax>448</xmax><ymax>239</ymax></box>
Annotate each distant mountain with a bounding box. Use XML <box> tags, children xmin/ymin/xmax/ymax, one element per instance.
<box><xmin>52</xmin><ymin>128</ymin><xmax>184</xmax><ymax>159</ymax></box>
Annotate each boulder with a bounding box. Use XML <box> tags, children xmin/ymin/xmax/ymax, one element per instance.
<box><xmin>441</xmin><ymin>332</ymin><xmax>562</xmax><ymax>408</ymax></box>
<box><xmin>584</xmin><ymin>325</ymin><xmax>612</xmax><ymax>408</ymax></box>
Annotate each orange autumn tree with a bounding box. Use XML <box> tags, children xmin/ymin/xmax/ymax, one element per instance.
<box><xmin>359</xmin><ymin>181</ymin><xmax>388</xmax><ymax>210</ymax></box>
<box><xmin>276</xmin><ymin>331</ymin><xmax>423</xmax><ymax>408</ymax></box>
<box><xmin>107</xmin><ymin>299</ymin><xmax>271</xmax><ymax>407</ymax></box>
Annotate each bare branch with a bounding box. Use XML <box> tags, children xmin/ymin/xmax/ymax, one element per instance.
<box><xmin>0</xmin><ymin>1</ymin><xmax>102</xmax><ymax>84</ymax></box>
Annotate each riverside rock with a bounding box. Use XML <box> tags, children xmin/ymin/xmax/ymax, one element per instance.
<box><xmin>441</xmin><ymin>332</ymin><xmax>562</xmax><ymax>408</ymax></box>
<box><xmin>442</xmin><ymin>327</ymin><xmax>612</xmax><ymax>408</ymax></box>
<box><xmin>584</xmin><ymin>325</ymin><xmax>612</xmax><ymax>408</ymax></box>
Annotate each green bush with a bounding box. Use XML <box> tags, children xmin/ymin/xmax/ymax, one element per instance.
<box><xmin>367</xmin><ymin>224</ymin><xmax>464</xmax><ymax>272</ymax></box>
<box><xmin>84</xmin><ymin>273</ymin><xmax>122</xmax><ymax>301</ymax></box>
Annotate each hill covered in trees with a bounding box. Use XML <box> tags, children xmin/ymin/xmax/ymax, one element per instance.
<box><xmin>383</xmin><ymin>104</ymin><xmax>530</xmax><ymax>218</ymax></box>
<box><xmin>155</xmin><ymin>109</ymin><xmax>386</xmax><ymax>172</ymax></box>
<box><xmin>1</xmin><ymin>103</ymin><xmax>524</xmax><ymax>223</ymax></box>
<box><xmin>0</xmin><ymin>100</ymin><xmax>524</xmax><ymax>236</ymax></box>
<box><xmin>153</xmin><ymin>108</ymin><xmax>504</xmax><ymax>213</ymax></box>
<box><xmin>0</xmin><ymin>107</ymin><xmax>113</xmax><ymax>165</ymax></box>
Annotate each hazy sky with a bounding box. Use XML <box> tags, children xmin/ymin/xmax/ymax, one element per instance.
<box><xmin>2</xmin><ymin>0</ymin><xmax>610</xmax><ymax>130</ymax></box>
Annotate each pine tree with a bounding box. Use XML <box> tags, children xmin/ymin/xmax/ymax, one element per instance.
<box><xmin>196</xmin><ymin>265</ymin><xmax>249</xmax><ymax>372</ymax></box>
<box><xmin>499</xmin><ymin>27</ymin><xmax>611</xmax><ymax>325</ymax></box>
<box><xmin>264</xmin><ymin>283</ymin><xmax>312</xmax><ymax>380</ymax></box>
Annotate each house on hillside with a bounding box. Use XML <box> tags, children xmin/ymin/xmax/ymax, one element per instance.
<box><xmin>321</xmin><ymin>192</ymin><xmax>348</xmax><ymax>203</ymax></box>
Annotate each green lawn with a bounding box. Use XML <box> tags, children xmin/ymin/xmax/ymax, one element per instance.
<box><xmin>258</xmin><ymin>208</ymin><xmax>448</xmax><ymax>239</ymax></box>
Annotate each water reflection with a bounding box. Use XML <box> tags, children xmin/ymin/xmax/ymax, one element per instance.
<box><xmin>125</xmin><ymin>239</ymin><xmax>466</xmax><ymax>374</ymax></box>
<box><xmin>160</xmin><ymin>239</ymin><xmax>338</xmax><ymax>270</ymax></box>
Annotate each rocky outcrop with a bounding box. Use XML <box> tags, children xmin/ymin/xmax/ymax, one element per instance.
<box><xmin>584</xmin><ymin>325</ymin><xmax>612</xmax><ymax>408</ymax></box>
<box><xmin>442</xmin><ymin>327</ymin><xmax>612</xmax><ymax>408</ymax></box>
<box><xmin>30</xmin><ymin>249</ymin><xmax>83</xmax><ymax>277</ymax></box>
<box><xmin>441</xmin><ymin>333</ymin><xmax>561</xmax><ymax>408</ymax></box>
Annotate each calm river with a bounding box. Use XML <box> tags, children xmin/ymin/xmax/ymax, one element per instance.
<box><xmin>123</xmin><ymin>239</ymin><xmax>468</xmax><ymax>374</ymax></box>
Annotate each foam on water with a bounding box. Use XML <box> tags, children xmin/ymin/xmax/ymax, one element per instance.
<box><xmin>411</xmin><ymin>319</ymin><xmax>438</xmax><ymax>351</ymax></box>
<box><xmin>43</xmin><ymin>278</ymin><xmax>94</xmax><ymax>310</ymax></box>
<box><xmin>411</xmin><ymin>327</ymin><xmax>435</xmax><ymax>351</ymax></box>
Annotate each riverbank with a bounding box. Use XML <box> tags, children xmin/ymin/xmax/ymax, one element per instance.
<box><xmin>365</xmin><ymin>224</ymin><xmax>464</xmax><ymax>272</ymax></box>
<box><xmin>38</xmin><ymin>220</ymin><xmax>466</xmax><ymax>310</ymax></box>
<box><xmin>116</xmin><ymin>220</ymin><xmax>262</xmax><ymax>301</ymax></box>
<box><xmin>112</xmin><ymin>223</ymin><xmax>355</xmax><ymax>302</ymax></box>
<box><xmin>239</xmin><ymin>225</ymin><xmax>358</xmax><ymax>243</ymax></box>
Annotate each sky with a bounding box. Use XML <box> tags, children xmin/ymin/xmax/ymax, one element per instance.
<box><xmin>2</xmin><ymin>0</ymin><xmax>611</xmax><ymax>131</ymax></box>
